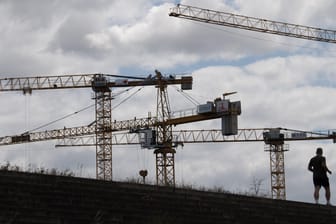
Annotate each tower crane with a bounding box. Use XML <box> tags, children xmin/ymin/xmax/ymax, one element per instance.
<box><xmin>56</xmin><ymin>128</ymin><xmax>336</xmax><ymax>200</ymax></box>
<box><xmin>0</xmin><ymin>71</ymin><xmax>193</xmax><ymax>181</ymax></box>
<box><xmin>168</xmin><ymin>3</ymin><xmax>336</xmax><ymax>199</ymax></box>
<box><xmin>4</xmin><ymin>125</ymin><xmax>334</xmax><ymax>199</ymax></box>
<box><xmin>0</xmin><ymin>73</ymin><xmax>241</xmax><ymax>185</ymax></box>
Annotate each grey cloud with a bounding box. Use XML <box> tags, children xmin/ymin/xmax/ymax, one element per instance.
<box><xmin>48</xmin><ymin>15</ymin><xmax>102</xmax><ymax>57</ymax></box>
<box><xmin>84</xmin><ymin>3</ymin><xmax>285</xmax><ymax>69</ymax></box>
<box><xmin>1</xmin><ymin>0</ymin><xmax>112</xmax><ymax>29</ymax></box>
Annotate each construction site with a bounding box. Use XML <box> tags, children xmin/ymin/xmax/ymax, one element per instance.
<box><xmin>0</xmin><ymin>2</ymin><xmax>336</xmax><ymax>223</ymax></box>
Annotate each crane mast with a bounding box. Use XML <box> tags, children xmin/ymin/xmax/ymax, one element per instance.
<box><xmin>169</xmin><ymin>4</ymin><xmax>336</xmax><ymax>43</ymax></box>
<box><xmin>154</xmin><ymin>70</ymin><xmax>175</xmax><ymax>185</ymax></box>
<box><xmin>92</xmin><ymin>75</ymin><xmax>113</xmax><ymax>180</ymax></box>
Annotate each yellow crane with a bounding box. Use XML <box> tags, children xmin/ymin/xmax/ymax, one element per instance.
<box><xmin>0</xmin><ymin>71</ymin><xmax>194</xmax><ymax>181</ymax></box>
<box><xmin>0</xmin><ymin>71</ymin><xmax>241</xmax><ymax>186</ymax></box>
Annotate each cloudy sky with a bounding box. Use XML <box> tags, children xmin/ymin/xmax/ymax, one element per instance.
<box><xmin>1</xmin><ymin>0</ymin><xmax>336</xmax><ymax>204</ymax></box>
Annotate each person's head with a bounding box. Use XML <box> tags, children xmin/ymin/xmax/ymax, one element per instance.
<box><xmin>316</xmin><ymin>147</ymin><xmax>323</xmax><ymax>155</ymax></box>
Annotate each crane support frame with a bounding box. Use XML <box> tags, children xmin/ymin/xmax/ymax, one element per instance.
<box><xmin>94</xmin><ymin>89</ymin><xmax>113</xmax><ymax>181</ymax></box>
<box><xmin>155</xmin><ymin>70</ymin><xmax>175</xmax><ymax>186</ymax></box>
<box><xmin>265</xmin><ymin>143</ymin><xmax>289</xmax><ymax>200</ymax></box>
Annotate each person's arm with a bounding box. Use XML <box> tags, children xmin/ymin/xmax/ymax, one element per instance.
<box><xmin>326</xmin><ymin>167</ymin><xmax>332</xmax><ymax>174</ymax></box>
<box><xmin>322</xmin><ymin>158</ymin><xmax>332</xmax><ymax>174</ymax></box>
<box><xmin>308</xmin><ymin>159</ymin><xmax>314</xmax><ymax>172</ymax></box>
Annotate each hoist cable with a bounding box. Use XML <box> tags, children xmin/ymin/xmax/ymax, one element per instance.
<box><xmin>24</xmin><ymin>104</ymin><xmax>95</xmax><ymax>133</ymax></box>
<box><xmin>172</xmin><ymin>86</ymin><xmax>200</xmax><ymax>105</ymax></box>
<box><xmin>112</xmin><ymin>87</ymin><xmax>144</xmax><ymax>110</ymax></box>
<box><xmin>22</xmin><ymin>86</ymin><xmax>142</xmax><ymax>133</ymax></box>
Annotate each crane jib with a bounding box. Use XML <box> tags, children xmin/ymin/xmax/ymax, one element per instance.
<box><xmin>0</xmin><ymin>75</ymin><xmax>193</xmax><ymax>92</ymax></box>
<box><xmin>169</xmin><ymin>4</ymin><xmax>336</xmax><ymax>44</ymax></box>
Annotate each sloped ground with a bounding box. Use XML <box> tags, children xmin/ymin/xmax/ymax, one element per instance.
<box><xmin>0</xmin><ymin>170</ymin><xmax>335</xmax><ymax>224</ymax></box>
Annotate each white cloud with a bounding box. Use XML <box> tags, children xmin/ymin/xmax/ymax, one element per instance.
<box><xmin>235</xmin><ymin>0</ymin><xmax>336</xmax><ymax>27</ymax></box>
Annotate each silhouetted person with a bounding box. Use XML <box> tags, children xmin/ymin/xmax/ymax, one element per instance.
<box><xmin>308</xmin><ymin>147</ymin><xmax>332</xmax><ymax>205</ymax></box>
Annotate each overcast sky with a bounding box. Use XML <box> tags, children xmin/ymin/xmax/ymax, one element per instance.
<box><xmin>1</xmin><ymin>0</ymin><xmax>336</xmax><ymax>204</ymax></box>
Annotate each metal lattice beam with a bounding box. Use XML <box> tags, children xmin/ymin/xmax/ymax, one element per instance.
<box><xmin>0</xmin><ymin>74</ymin><xmax>95</xmax><ymax>92</ymax></box>
<box><xmin>154</xmin><ymin>70</ymin><xmax>175</xmax><ymax>186</ymax></box>
<box><xmin>22</xmin><ymin>128</ymin><xmax>333</xmax><ymax>147</ymax></box>
<box><xmin>93</xmin><ymin>74</ymin><xmax>113</xmax><ymax>181</ymax></box>
<box><xmin>265</xmin><ymin>143</ymin><xmax>289</xmax><ymax>200</ymax></box>
<box><xmin>95</xmin><ymin>91</ymin><xmax>113</xmax><ymax>180</ymax></box>
<box><xmin>155</xmin><ymin>149</ymin><xmax>175</xmax><ymax>186</ymax></box>
<box><xmin>169</xmin><ymin>4</ymin><xmax>336</xmax><ymax>43</ymax></box>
